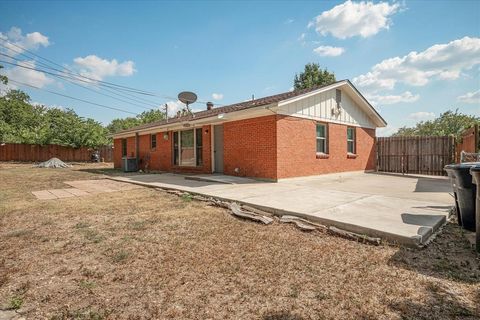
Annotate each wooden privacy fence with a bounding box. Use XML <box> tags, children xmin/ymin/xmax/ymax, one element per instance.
<box><xmin>376</xmin><ymin>136</ymin><xmax>456</xmax><ymax>176</ymax></box>
<box><xmin>456</xmin><ymin>124</ymin><xmax>479</xmax><ymax>162</ymax></box>
<box><xmin>0</xmin><ymin>143</ymin><xmax>113</xmax><ymax>162</ymax></box>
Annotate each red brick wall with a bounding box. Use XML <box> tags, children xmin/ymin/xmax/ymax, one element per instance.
<box><xmin>276</xmin><ymin>115</ymin><xmax>376</xmax><ymax>179</ymax></box>
<box><xmin>113</xmin><ymin>136</ymin><xmax>136</xmax><ymax>169</ymax></box>
<box><xmin>113</xmin><ymin>116</ymin><xmax>376</xmax><ymax>180</ymax></box>
<box><xmin>113</xmin><ymin>139</ymin><xmax>122</xmax><ymax>168</ymax></box>
<box><xmin>113</xmin><ymin>125</ymin><xmax>212</xmax><ymax>173</ymax></box>
<box><xmin>223</xmin><ymin>115</ymin><xmax>277</xmax><ymax>179</ymax></box>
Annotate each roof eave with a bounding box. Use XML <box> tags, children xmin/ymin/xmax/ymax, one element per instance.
<box><xmin>111</xmin><ymin>103</ymin><xmax>277</xmax><ymax>138</ymax></box>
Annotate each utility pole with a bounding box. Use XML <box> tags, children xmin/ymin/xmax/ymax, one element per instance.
<box><xmin>164</xmin><ymin>103</ymin><xmax>168</xmax><ymax>123</ymax></box>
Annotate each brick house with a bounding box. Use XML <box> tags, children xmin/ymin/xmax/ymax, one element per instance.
<box><xmin>112</xmin><ymin>80</ymin><xmax>387</xmax><ymax>181</ymax></box>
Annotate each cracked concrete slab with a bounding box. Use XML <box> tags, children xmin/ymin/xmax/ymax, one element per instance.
<box><xmin>108</xmin><ymin>172</ymin><xmax>453</xmax><ymax>246</ymax></box>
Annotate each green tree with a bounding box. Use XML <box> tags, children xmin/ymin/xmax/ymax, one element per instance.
<box><xmin>393</xmin><ymin>110</ymin><xmax>479</xmax><ymax>139</ymax></box>
<box><xmin>0</xmin><ymin>89</ymin><xmax>109</xmax><ymax>147</ymax></box>
<box><xmin>138</xmin><ymin>109</ymin><xmax>165</xmax><ymax>124</ymax></box>
<box><xmin>293</xmin><ymin>63</ymin><xmax>336</xmax><ymax>90</ymax></box>
<box><xmin>0</xmin><ymin>65</ymin><xmax>8</xmax><ymax>85</ymax></box>
<box><xmin>106</xmin><ymin>108</ymin><xmax>165</xmax><ymax>134</ymax></box>
<box><xmin>106</xmin><ymin>117</ymin><xmax>141</xmax><ymax>134</ymax></box>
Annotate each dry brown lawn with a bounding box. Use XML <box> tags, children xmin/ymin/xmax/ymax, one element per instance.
<box><xmin>0</xmin><ymin>163</ymin><xmax>479</xmax><ymax>320</ymax></box>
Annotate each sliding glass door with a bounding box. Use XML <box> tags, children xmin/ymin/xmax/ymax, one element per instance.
<box><xmin>180</xmin><ymin>129</ymin><xmax>195</xmax><ymax>166</ymax></box>
<box><xmin>173</xmin><ymin>128</ymin><xmax>203</xmax><ymax>167</ymax></box>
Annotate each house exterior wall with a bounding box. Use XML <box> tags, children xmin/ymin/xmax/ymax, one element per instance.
<box><xmin>113</xmin><ymin>125</ymin><xmax>212</xmax><ymax>174</ymax></box>
<box><xmin>223</xmin><ymin>115</ymin><xmax>277</xmax><ymax>180</ymax></box>
<box><xmin>276</xmin><ymin>115</ymin><xmax>376</xmax><ymax>179</ymax></box>
<box><xmin>113</xmin><ymin>114</ymin><xmax>376</xmax><ymax>180</ymax></box>
<box><xmin>113</xmin><ymin>138</ymin><xmax>123</xmax><ymax>168</ymax></box>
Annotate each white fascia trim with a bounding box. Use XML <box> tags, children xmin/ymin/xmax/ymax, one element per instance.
<box><xmin>276</xmin><ymin>111</ymin><xmax>377</xmax><ymax>129</ymax></box>
<box><xmin>112</xmin><ymin>104</ymin><xmax>276</xmax><ymax>139</ymax></box>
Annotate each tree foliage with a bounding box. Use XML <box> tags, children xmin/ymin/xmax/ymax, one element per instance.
<box><xmin>0</xmin><ymin>65</ymin><xmax>8</xmax><ymax>85</ymax></box>
<box><xmin>0</xmin><ymin>89</ymin><xmax>109</xmax><ymax>148</ymax></box>
<box><xmin>392</xmin><ymin>110</ymin><xmax>479</xmax><ymax>139</ymax></box>
<box><xmin>106</xmin><ymin>108</ymin><xmax>165</xmax><ymax>134</ymax></box>
<box><xmin>293</xmin><ymin>63</ymin><xmax>336</xmax><ymax>90</ymax></box>
<box><xmin>0</xmin><ymin>64</ymin><xmax>166</xmax><ymax>146</ymax></box>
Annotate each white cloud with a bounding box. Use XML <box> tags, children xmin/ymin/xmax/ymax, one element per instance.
<box><xmin>313</xmin><ymin>45</ymin><xmax>345</xmax><ymax>57</ymax></box>
<box><xmin>0</xmin><ymin>27</ymin><xmax>50</xmax><ymax>56</ymax></box>
<box><xmin>353</xmin><ymin>37</ymin><xmax>480</xmax><ymax>92</ymax></box>
<box><xmin>376</xmin><ymin>126</ymin><xmax>398</xmax><ymax>137</ymax></box>
<box><xmin>457</xmin><ymin>90</ymin><xmax>480</xmax><ymax>104</ymax></box>
<box><xmin>408</xmin><ymin>111</ymin><xmax>435</xmax><ymax>120</ymax></box>
<box><xmin>165</xmin><ymin>100</ymin><xmax>185</xmax><ymax>117</ymax></box>
<box><xmin>309</xmin><ymin>1</ymin><xmax>400</xmax><ymax>39</ymax></box>
<box><xmin>263</xmin><ymin>86</ymin><xmax>275</xmax><ymax>93</ymax></box>
<box><xmin>5</xmin><ymin>60</ymin><xmax>53</xmax><ymax>88</ymax></box>
<box><xmin>285</xmin><ymin>18</ymin><xmax>295</xmax><ymax>24</ymax></box>
<box><xmin>72</xmin><ymin>55</ymin><xmax>136</xmax><ymax>81</ymax></box>
<box><xmin>211</xmin><ymin>93</ymin><xmax>223</xmax><ymax>100</ymax></box>
<box><xmin>298</xmin><ymin>33</ymin><xmax>307</xmax><ymax>46</ymax></box>
<box><xmin>367</xmin><ymin>91</ymin><xmax>419</xmax><ymax>105</ymax></box>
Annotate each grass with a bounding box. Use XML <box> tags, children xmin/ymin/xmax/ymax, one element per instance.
<box><xmin>111</xmin><ymin>250</ymin><xmax>129</xmax><ymax>263</ymax></box>
<box><xmin>0</xmin><ymin>162</ymin><xmax>479</xmax><ymax>319</ymax></box>
<box><xmin>8</xmin><ymin>296</ymin><xmax>23</xmax><ymax>310</ymax></box>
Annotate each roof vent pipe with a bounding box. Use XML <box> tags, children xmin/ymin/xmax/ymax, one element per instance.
<box><xmin>206</xmin><ymin>102</ymin><xmax>214</xmax><ymax>110</ymax></box>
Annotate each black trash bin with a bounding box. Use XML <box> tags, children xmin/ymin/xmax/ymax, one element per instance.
<box><xmin>450</xmin><ymin>163</ymin><xmax>478</xmax><ymax>232</ymax></box>
<box><xmin>470</xmin><ymin>165</ymin><xmax>480</xmax><ymax>252</ymax></box>
<box><xmin>444</xmin><ymin>164</ymin><xmax>461</xmax><ymax>225</ymax></box>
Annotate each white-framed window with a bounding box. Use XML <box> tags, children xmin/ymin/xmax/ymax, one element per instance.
<box><xmin>172</xmin><ymin>128</ymin><xmax>203</xmax><ymax>166</ymax></box>
<box><xmin>347</xmin><ymin>127</ymin><xmax>356</xmax><ymax>154</ymax></box>
<box><xmin>316</xmin><ymin>123</ymin><xmax>328</xmax><ymax>154</ymax></box>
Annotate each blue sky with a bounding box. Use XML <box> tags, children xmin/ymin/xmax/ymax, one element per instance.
<box><xmin>0</xmin><ymin>0</ymin><xmax>479</xmax><ymax>135</ymax></box>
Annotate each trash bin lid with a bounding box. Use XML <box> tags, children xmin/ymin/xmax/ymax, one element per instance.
<box><xmin>451</xmin><ymin>162</ymin><xmax>480</xmax><ymax>170</ymax></box>
<box><xmin>470</xmin><ymin>165</ymin><xmax>480</xmax><ymax>172</ymax></box>
<box><xmin>471</xmin><ymin>165</ymin><xmax>480</xmax><ymax>185</ymax></box>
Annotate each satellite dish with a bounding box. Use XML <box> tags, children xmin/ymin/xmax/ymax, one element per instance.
<box><xmin>178</xmin><ymin>91</ymin><xmax>197</xmax><ymax>106</ymax></box>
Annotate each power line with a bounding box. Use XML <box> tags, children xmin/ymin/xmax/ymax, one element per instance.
<box><xmin>0</xmin><ymin>51</ymin><xmax>164</xmax><ymax>107</ymax></box>
<box><xmin>7</xmin><ymin>78</ymin><xmax>139</xmax><ymax>115</ymax></box>
<box><xmin>0</xmin><ymin>47</ymin><xmax>169</xmax><ymax>107</ymax></box>
<box><xmin>0</xmin><ymin>54</ymin><xmax>163</xmax><ymax>110</ymax></box>
<box><xmin>0</xmin><ymin>38</ymin><xmax>156</xmax><ymax>96</ymax></box>
<box><xmin>0</xmin><ymin>54</ymin><xmax>154</xmax><ymax>97</ymax></box>
<box><xmin>0</xmin><ymin>38</ymin><xmax>228</xmax><ymax>107</ymax></box>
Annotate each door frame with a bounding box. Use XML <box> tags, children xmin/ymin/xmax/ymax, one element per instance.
<box><xmin>211</xmin><ymin>124</ymin><xmax>224</xmax><ymax>173</ymax></box>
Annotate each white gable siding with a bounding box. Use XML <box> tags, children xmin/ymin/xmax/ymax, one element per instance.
<box><xmin>277</xmin><ymin>89</ymin><xmax>376</xmax><ymax>128</ymax></box>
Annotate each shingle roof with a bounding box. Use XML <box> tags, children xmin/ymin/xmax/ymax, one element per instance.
<box><xmin>113</xmin><ymin>81</ymin><xmax>345</xmax><ymax>135</ymax></box>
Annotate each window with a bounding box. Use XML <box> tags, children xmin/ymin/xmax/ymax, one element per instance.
<box><xmin>172</xmin><ymin>128</ymin><xmax>203</xmax><ymax>167</ymax></box>
<box><xmin>347</xmin><ymin>127</ymin><xmax>356</xmax><ymax>154</ymax></box>
<box><xmin>121</xmin><ymin>138</ymin><xmax>127</xmax><ymax>157</ymax></box>
<box><xmin>195</xmin><ymin>128</ymin><xmax>203</xmax><ymax>166</ymax></box>
<box><xmin>316</xmin><ymin>123</ymin><xmax>328</xmax><ymax>154</ymax></box>
<box><xmin>150</xmin><ymin>134</ymin><xmax>157</xmax><ymax>150</ymax></box>
<box><xmin>173</xmin><ymin>132</ymin><xmax>179</xmax><ymax>165</ymax></box>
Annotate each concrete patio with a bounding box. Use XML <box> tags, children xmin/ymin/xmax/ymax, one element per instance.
<box><xmin>108</xmin><ymin>171</ymin><xmax>454</xmax><ymax>247</ymax></box>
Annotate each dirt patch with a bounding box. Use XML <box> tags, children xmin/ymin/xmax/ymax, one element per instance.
<box><xmin>0</xmin><ymin>163</ymin><xmax>479</xmax><ymax>319</ymax></box>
